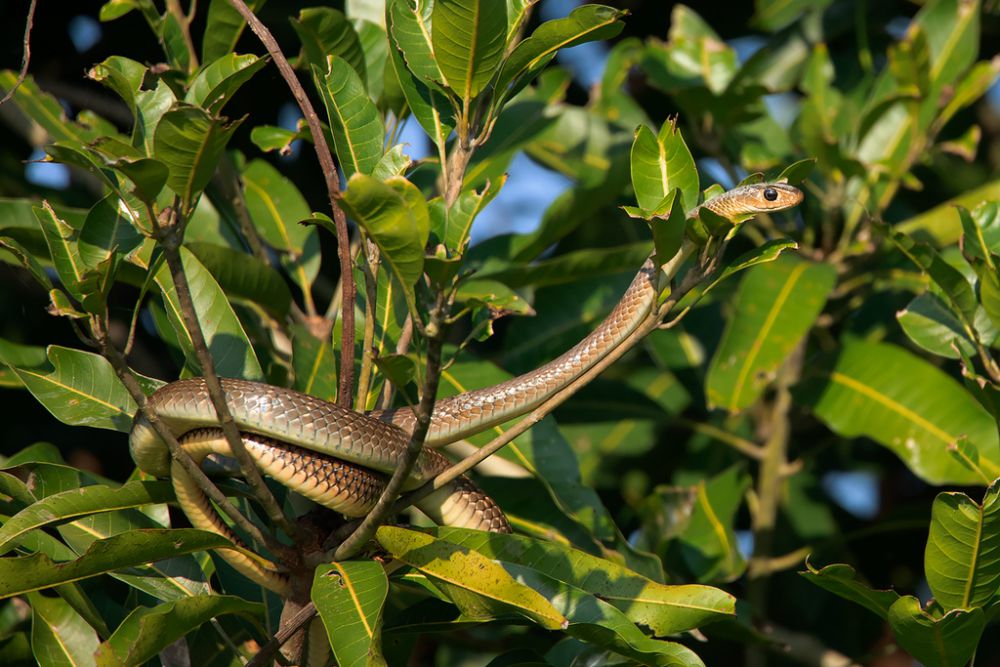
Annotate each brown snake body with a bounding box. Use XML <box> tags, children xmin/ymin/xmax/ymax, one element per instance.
<box><xmin>129</xmin><ymin>182</ymin><xmax>803</xmax><ymax>594</ymax></box>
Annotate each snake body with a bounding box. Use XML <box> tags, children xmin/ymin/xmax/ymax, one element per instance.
<box><xmin>129</xmin><ymin>182</ymin><xmax>803</xmax><ymax>593</ymax></box>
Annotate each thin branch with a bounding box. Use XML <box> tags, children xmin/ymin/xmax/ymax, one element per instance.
<box><xmin>332</xmin><ymin>298</ymin><xmax>447</xmax><ymax>560</ymax></box>
<box><xmin>0</xmin><ymin>0</ymin><xmax>37</xmax><ymax>107</ymax></box>
<box><xmin>93</xmin><ymin>323</ymin><xmax>278</xmax><ymax>554</ymax></box>
<box><xmin>165</xmin><ymin>0</ymin><xmax>199</xmax><ymax>73</ymax></box>
<box><xmin>158</xmin><ymin>217</ymin><xmax>307</xmax><ymax>545</ymax></box>
<box><xmin>443</xmin><ymin>141</ymin><xmax>474</xmax><ymax>207</ymax></box>
<box><xmin>225</xmin><ymin>0</ymin><xmax>356</xmax><ymax>408</ymax></box>
<box><xmin>354</xmin><ymin>241</ymin><xmax>380</xmax><ymax>411</ymax></box>
<box><xmin>248</xmin><ymin>602</ymin><xmax>317</xmax><ymax>667</ymax></box>
<box><xmin>675</xmin><ymin>418</ymin><xmax>765</xmax><ymax>460</ymax></box>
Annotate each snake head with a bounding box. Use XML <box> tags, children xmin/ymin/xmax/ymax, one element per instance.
<box><xmin>729</xmin><ymin>182</ymin><xmax>804</xmax><ymax>214</ymax></box>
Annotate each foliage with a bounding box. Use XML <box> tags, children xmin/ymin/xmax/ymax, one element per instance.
<box><xmin>0</xmin><ymin>0</ymin><xmax>998</xmax><ymax>665</ymax></box>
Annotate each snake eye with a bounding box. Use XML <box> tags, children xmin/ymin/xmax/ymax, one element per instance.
<box><xmin>763</xmin><ymin>187</ymin><xmax>778</xmax><ymax>202</ymax></box>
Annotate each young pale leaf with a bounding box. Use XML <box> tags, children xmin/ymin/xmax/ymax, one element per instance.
<box><xmin>293</xmin><ymin>7</ymin><xmax>367</xmax><ymax>81</ymax></box>
<box><xmin>431</xmin><ymin>0</ymin><xmax>508</xmax><ymax>103</ymax></box>
<box><xmin>707</xmin><ymin>255</ymin><xmax>835</xmax><ymax>412</ymax></box>
<box><xmin>802</xmin><ymin>340</ymin><xmax>1000</xmax><ymax>485</ymax></box>
<box><xmin>441</xmin><ymin>178</ymin><xmax>504</xmax><ymax>252</ymax></box>
<box><xmin>887</xmin><ymin>597</ymin><xmax>984</xmax><ymax>667</ymax></box>
<box><xmin>431</xmin><ymin>527</ymin><xmax>734</xmax><ymax>635</ymax></box>
<box><xmin>153</xmin><ymin>106</ymin><xmax>241</xmax><ymax>212</ymax></box>
<box><xmin>496</xmin><ymin>5</ymin><xmax>626</xmax><ymax>104</ymax></box>
<box><xmin>28</xmin><ymin>592</ymin><xmax>99</xmax><ymax>667</ymax></box>
<box><xmin>313</xmin><ymin>562</ymin><xmax>389</xmax><ymax>667</ymax></box>
<box><xmin>924</xmin><ymin>480</ymin><xmax>1000</xmax><ymax>611</ymax></box>
<box><xmin>376</xmin><ymin>526</ymin><xmax>568</xmax><ymax>630</ymax></box>
<box><xmin>630</xmin><ymin>119</ymin><xmax>699</xmax><ymax>214</ymax></box>
<box><xmin>153</xmin><ymin>246</ymin><xmax>265</xmax><ymax>381</ymax></box>
<box><xmin>0</xmin><ymin>529</ymin><xmax>231</xmax><ymax>598</ymax></box>
<box><xmin>96</xmin><ymin>595</ymin><xmax>262</xmax><ymax>666</ymax></box>
<box><xmin>184</xmin><ymin>53</ymin><xmax>268</xmax><ymax>114</ymax></box>
<box><xmin>0</xmin><ymin>346</ymin><xmax>136</xmax><ymax>432</ymax></box>
<box><xmin>315</xmin><ymin>57</ymin><xmax>384</xmax><ymax>178</ymax></box>
<box><xmin>336</xmin><ymin>174</ymin><xmax>429</xmax><ymax>309</ymax></box>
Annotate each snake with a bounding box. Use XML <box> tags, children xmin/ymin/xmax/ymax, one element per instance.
<box><xmin>129</xmin><ymin>182</ymin><xmax>803</xmax><ymax>595</ymax></box>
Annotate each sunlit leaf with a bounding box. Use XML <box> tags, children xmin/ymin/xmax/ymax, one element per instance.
<box><xmin>313</xmin><ymin>562</ymin><xmax>389</xmax><ymax>667</ymax></box>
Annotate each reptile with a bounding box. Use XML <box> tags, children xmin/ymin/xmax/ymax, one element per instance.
<box><xmin>129</xmin><ymin>181</ymin><xmax>804</xmax><ymax>595</ymax></box>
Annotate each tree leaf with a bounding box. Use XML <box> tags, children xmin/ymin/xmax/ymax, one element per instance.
<box><xmin>153</xmin><ymin>246</ymin><xmax>264</xmax><ymax>381</ymax></box>
<box><xmin>387</xmin><ymin>17</ymin><xmax>454</xmax><ymax>148</ymax></box>
<box><xmin>375</xmin><ymin>526</ymin><xmax>567</xmax><ymax>630</ymax></box>
<box><xmin>925</xmin><ymin>480</ymin><xmax>1000</xmax><ymax>611</ymax></box>
<box><xmin>630</xmin><ymin>119</ymin><xmax>699</xmax><ymax>214</ymax></box>
<box><xmin>0</xmin><ymin>480</ymin><xmax>174</xmax><ymax>555</ymax></box>
<box><xmin>429</xmin><ymin>527</ymin><xmax>734</xmax><ymax>636</ymax></box>
<box><xmin>184</xmin><ymin>53</ymin><xmax>268</xmax><ymax>114</ymax></box>
<box><xmin>293</xmin><ymin>7</ymin><xmax>367</xmax><ymax>81</ymax></box>
<box><xmin>0</xmin><ymin>346</ymin><xmax>136</xmax><ymax>432</ymax></box>
<box><xmin>497</xmin><ymin>4</ymin><xmax>626</xmax><ymax>104</ymax></box>
<box><xmin>185</xmin><ymin>241</ymin><xmax>293</xmax><ymax>318</ymax></box>
<box><xmin>707</xmin><ymin>255</ymin><xmax>835</xmax><ymax>412</ymax></box>
<box><xmin>676</xmin><ymin>466</ymin><xmax>749</xmax><ymax>583</ymax></box>
<box><xmin>0</xmin><ymin>529</ymin><xmax>232</xmax><ymax>597</ymax></box>
<box><xmin>291</xmin><ymin>324</ymin><xmax>338</xmax><ymax>402</ymax></box>
<box><xmin>78</xmin><ymin>195</ymin><xmax>144</xmax><ymax>269</ymax></box>
<box><xmin>431</xmin><ymin>0</ymin><xmax>507</xmax><ymax>103</ymax></box>
<box><xmin>441</xmin><ymin>179</ymin><xmax>503</xmax><ymax>252</ymax></box>
<box><xmin>201</xmin><ymin>0</ymin><xmax>266</xmax><ymax>64</ymax></box>
<box><xmin>33</xmin><ymin>203</ymin><xmax>87</xmax><ymax>303</ymax></box>
<box><xmin>88</xmin><ymin>55</ymin><xmax>147</xmax><ymax>114</ymax></box>
<box><xmin>887</xmin><ymin>596</ymin><xmax>984</xmax><ymax>667</ymax></box>
<box><xmin>95</xmin><ymin>595</ymin><xmax>262</xmax><ymax>667</ymax></box>
<box><xmin>315</xmin><ymin>56</ymin><xmax>384</xmax><ymax>178</ymax></box>
<box><xmin>897</xmin><ymin>292</ymin><xmax>976</xmax><ymax>359</ymax></box>
<box><xmin>28</xmin><ymin>592</ymin><xmax>99</xmax><ymax>667</ymax></box>
<box><xmin>335</xmin><ymin>173</ymin><xmax>429</xmax><ymax>309</ymax></box>
<box><xmin>802</xmin><ymin>340</ymin><xmax>1000</xmax><ymax>485</ymax></box>
<box><xmin>153</xmin><ymin>105</ymin><xmax>242</xmax><ymax>212</ymax></box>
<box><xmin>799</xmin><ymin>561</ymin><xmax>900</xmax><ymax>619</ymax></box>
<box><xmin>313</xmin><ymin>562</ymin><xmax>389</xmax><ymax>667</ymax></box>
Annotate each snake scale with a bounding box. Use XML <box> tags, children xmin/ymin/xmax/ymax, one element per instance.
<box><xmin>129</xmin><ymin>182</ymin><xmax>803</xmax><ymax>594</ymax></box>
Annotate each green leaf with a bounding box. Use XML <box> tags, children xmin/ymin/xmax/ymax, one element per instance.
<box><xmin>649</xmin><ymin>191</ymin><xmax>687</xmax><ymax>272</ymax></box>
<box><xmin>897</xmin><ymin>292</ymin><xmax>976</xmax><ymax>359</ymax></box>
<box><xmin>707</xmin><ymin>255</ymin><xmax>835</xmax><ymax>412</ymax></box>
<box><xmin>293</xmin><ymin>7</ymin><xmax>367</xmax><ymax>81</ymax></box>
<box><xmin>153</xmin><ymin>246</ymin><xmax>264</xmax><ymax>381</ymax></box>
<box><xmin>315</xmin><ymin>56</ymin><xmax>384</xmax><ymax>178</ymax></box>
<box><xmin>336</xmin><ymin>174</ymin><xmax>429</xmax><ymax>309</ymax></box>
<box><xmin>95</xmin><ymin>595</ymin><xmax>262</xmax><ymax>666</ymax></box>
<box><xmin>388</xmin><ymin>0</ymin><xmax>445</xmax><ymax>85</ymax></box>
<box><xmin>88</xmin><ymin>56</ymin><xmax>147</xmax><ymax>113</ymax></box>
<box><xmin>0</xmin><ymin>480</ymin><xmax>174</xmax><ymax>554</ymax></box>
<box><xmin>925</xmin><ymin>480</ymin><xmax>1000</xmax><ymax>611</ymax></box>
<box><xmin>497</xmin><ymin>4</ymin><xmax>625</xmax><ymax>104</ymax></box>
<box><xmin>431</xmin><ymin>0</ymin><xmax>507</xmax><ymax>102</ymax></box>
<box><xmin>674</xmin><ymin>239</ymin><xmax>799</xmax><ymax>312</ymax></box>
<box><xmin>387</xmin><ymin>16</ymin><xmax>454</xmax><ymax>148</ymax></box>
<box><xmin>184</xmin><ymin>53</ymin><xmax>268</xmax><ymax>114</ymax></box>
<box><xmin>802</xmin><ymin>340</ymin><xmax>1000</xmax><ymax>485</ymax></box>
<box><xmin>0</xmin><ymin>529</ymin><xmax>231</xmax><ymax>597</ymax></box>
<box><xmin>0</xmin><ymin>346</ymin><xmax>137</xmax><ymax>432</ymax></box>
<box><xmin>153</xmin><ymin>105</ymin><xmax>242</xmax><ymax>212</ymax></box>
<box><xmin>185</xmin><ymin>241</ymin><xmax>293</xmax><ymax>318</ymax></box>
<box><xmin>0</xmin><ymin>235</ymin><xmax>53</xmax><ymax>292</ymax></box>
<box><xmin>201</xmin><ymin>0</ymin><xmax>266</xmax><ymax>64</ymax></box>
<box><xmin>28</xmin><ymin>592</ymin><xmax>99</xmax><ymax>667</ymax></box>
<box><xmin>376</xmin><ymin>526</ymin><xmax>567</xmax><ymax>630</ymax></box>
<box><xmin>430</xmin><ymin>527</ymin><xmax>734</xmax><ymax>635</ymax></box>
<box><xmin>291</xmin><ymin>324</ymin><xmax>338</xmax><ymax>402</ymax></box>
<box><xmin>249</xmin><ymin>124</ymin><xmax>304</xmax><ymax>154</ymax></box>
<box><xmin>799</xmin><ymin>561</ymin><xmax>900</xmax><ymax>619</ymax></box>
<box><xmin>441</xmin><ymin>180</ymin><xmax>504</xmax><ymax>252</ymax></box>
<box><xmin>33</xmin><ymin>203</ymin><xmax>87</xmax><ymax>303</ymax></box>
<box><xmin>630</xmin><ymin>119</ymin><xmax>699</xmax><ymax>213</ymax></box>
<box><xmin>110</xmin><ymin>158</ymin><xmax>170</xmax><ymax>204</ymax></box>
<box><xmin>887</xmin><ymin>597</ymin><xmax>984</xmax><ymax>667</ymax></box>
<box><xmin>78</xmin><ymin>195</ymin><xmax>144</xmax><ymax>269</ymax></box>
<box><xmin>313</xmin><ymin>562</ymin><xmax>389</xmax><ymax>667</ymax></box>
<box><xmin>0</xmin><ymin>72</ymin><xmax>103</xmax><ymax>144</ymax></box>
<box><xmin>372</xmin><ymin>144</ymin><xmax>412</xmax><ymax>180</ymax></box>
<box><xmin>752</xmin><ymin>0</ymin><xmax>832</xmax><ymax>32</ymax></box>
<box><xmin>677</xmin><ymin>466</ymin><xmax>749</xmax><ymax>583</ymax></box>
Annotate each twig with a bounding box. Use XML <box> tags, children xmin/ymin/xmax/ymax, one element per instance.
<box><xmin>225</xmin><ymin>0</ymin><xmax>356</xmax><ymax>408</ymax></box>
<box><xmin>158</xmin><ymin>217</ymin><xmax>307</xmax><ymax>545</ymax></box>
<box><xmin>165</xmin><ymin>0</ymin><xmax>199</xmax><ymax>73</ymax></box>
<box><xmin>93</xmin><ymin>323</ymin><xmax>278</xmax><ymax>553</ymax></box>
<box><xmin>443</xmin><ymin>141</ymin><xmax>474</xmax><ymax>207</ymax></box>
<box><xmin>332</xmin><ymin>298</ymin><xmax>448</xmax><ymax>560</ymax></box>
<box><xmin>354</xmin><ymin>241</ymin><xmax>380</xmax><ymax>411</ymax></box>
<box><xmin>0</xmin><ymin>0</ymin><xmax>37</xmax><ymax>107</ymax></box>
<box><xmin>675</xmin><ymin>418</ymin><xmax>765</xmax><ymax>460</ymax></box>
<box><xmin>248</xmin><ymin>602</ymin><xmax>317</xmax><ymax>667</ymax></box>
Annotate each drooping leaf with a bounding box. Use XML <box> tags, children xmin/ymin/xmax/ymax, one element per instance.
<box><xmin>28</xmin><ymin>592</ymin><xmax>99</xmax><ymax>667</ymax></box>
<box><xmin>185</xmin><ymin>241</ymin><xmax>293</xmax><ymax>318</ymax></box>
<box><xmin>201</xmin><ymin>0</ymin><xmax>267</xmax><ymax>64</ymax></box>
<box><xmin>799</xmin><ymin>561</ymin><xmax>901</xmax><ymax>619</ymax></box>
<box><xmin>313</xmin><ymin>562</ymin><xmax>389</xmax><ymax>667</ymax></box>
<box><xmin>887</xmin><ymin>596</ymin><xmax>984</xmax><ymax>667</ymax></box>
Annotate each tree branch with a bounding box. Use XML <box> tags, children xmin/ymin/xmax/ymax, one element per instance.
<box><xmin>0</xmin><ymin>0</ymin><xmax>36</xmax><ymax>107</ymax></box>
<box><xmin>225</xmin><ymin>0</ymin><xmax>356</xmax><ymax>407</ymax></box>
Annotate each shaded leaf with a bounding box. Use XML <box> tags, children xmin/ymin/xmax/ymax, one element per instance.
<box><xmin>185</xmin><ymin>53</ymin><xmax>268</xmax><ymax>114</ymax></box>
<box><xmin>888</xmin><ymin>596</ymin><xmax>983</xmax><ymax>667</ymax></box>
<box><xmin>313</xmin><ymin>562</ymin><xmax>389</xmax><ymax>667</ymax></box>
<box><xmin>28</xmin><ymin>592</ymin><xmax>99</xmax><ymax>667</ymax></box>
